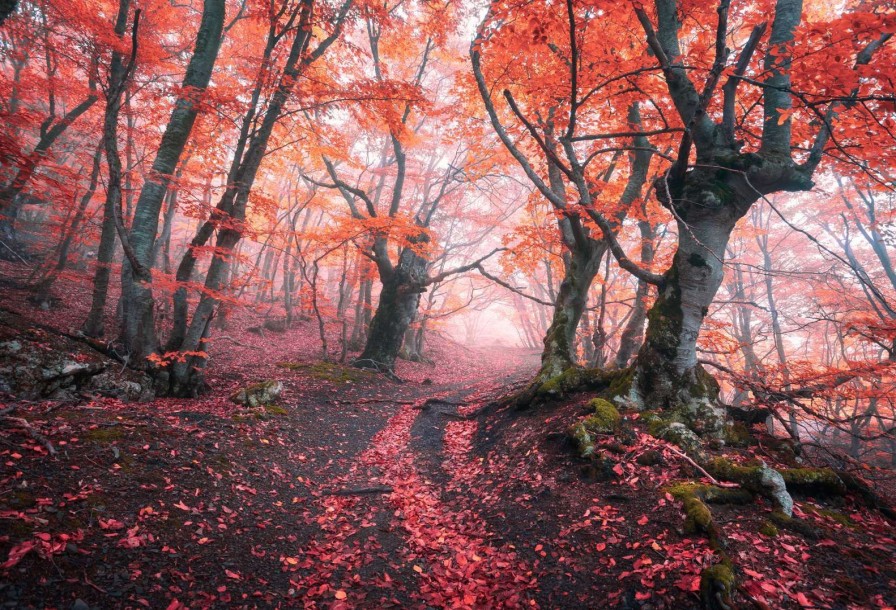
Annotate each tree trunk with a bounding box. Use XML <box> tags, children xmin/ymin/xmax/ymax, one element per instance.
<box><xmin>165</xmin><ymin>0</ymin><xmax>343</xmax><ymax>394</ymax></box>
<box><xmin>536</xmin><ymin>243</ymin><xmax>606</xmax><ymax>381</ymax></box>
<box><xmin>616</xmin><ymin>220</ymin><xmax>655</xmax><ymax>368</ymax></box>
<box><xmin>32</xmin><ymin>142</ymin><xmax>104</xmax><ymax>302</ymax></box>
<box><xmin>82</xmin><ymin>195</ymin><xmax>120</xmax><ymax>337</ymax></box>
<box><xmin>349</xmin><ymin>277</ymin><xmax>371</xmax><ymax>349</ymax></box>
<box><xmin>354</xmin><ymin>247</ymin><xmax>427</xmax><ymax>374</ymax></box>
<box><xmin>628</xmin><ymin>155</ymin><xmax>813</xmax><ymax>434</ymax></box>
<box><xmin>118</xmin><ymin>0</ymin><xmax>225</xmax><ymax>364</ymax></box>
<box><xmin>83</xmin><ymin>0</ymin><xmax>132</xmax><ymax>338</ymax></box>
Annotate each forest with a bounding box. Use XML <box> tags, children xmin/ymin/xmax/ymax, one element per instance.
<box><xmin>0</xmin><ymin>0</ymin><xmax>894</xmax><ymax>607</ymax></box>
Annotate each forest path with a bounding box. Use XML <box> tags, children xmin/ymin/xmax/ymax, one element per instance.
<box><xmin>0</xmin><ymin>343</ymin><xmax>543</xmax><ymax>609</ymax></box>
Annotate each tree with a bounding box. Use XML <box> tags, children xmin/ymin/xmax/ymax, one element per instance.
<box><xmin>612</xmin><ymin>0</ymin><xmax>893</xmax><ymax>434</ymax></box>
<box><xmin>470</xmin><ymin>0</ymin><xmax>661</xmax><ymax>399</ymax></box>
<box><xmin>312</xmin><ymin>6</ymin><xmax>506</xmax><ymax>375</ymax></box>
<box><xmin>110</xmin><ymin>0</ymin><xmax>224</xmax><ymax>360</ymax></box>
<box><xmin>0</xmin><ymin>0</ymin><xmax>99</xmax><ymax>258</ymax></box>
<box><xmin>133</xmin><ymin>0</ymin><xmax>353</xmax><ymax>395</ymax></box>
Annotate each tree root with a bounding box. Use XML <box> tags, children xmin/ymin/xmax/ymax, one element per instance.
<box><xmin>1</xmin><ymin>409</ymin><xmax>57</xmax><ymax>456</ymax></box>
<box><xmin>835</xmin><ymin>470</ymin><xmax>896</xmax><ymax>521</ymax></box>
<box><xmin>507</xmin><ymin>366</ymin><xmax>625</xmax><ymax>409</ymax></box>
<box><xmin>666</xmin><ymin>483</ymin><xmax>741</xmax><ymax>609</ymax></box>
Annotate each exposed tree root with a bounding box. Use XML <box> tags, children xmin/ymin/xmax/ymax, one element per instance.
<box><xmin>506</xmin><ymin>366</ymin><xmax>628</xmax><ymax>409</ymax></box>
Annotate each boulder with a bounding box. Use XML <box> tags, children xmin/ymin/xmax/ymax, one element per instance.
<box><xmin>0</xmin><ymin>309</ymin><xmax>153</xmax><ymax>401</ymax></box>
<box><xmin>230</xmin><ymin>380</ymin><xmax>283</xmax><ymax>407</ymax></box>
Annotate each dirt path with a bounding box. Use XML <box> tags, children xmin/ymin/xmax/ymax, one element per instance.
<box><xmin>0</xmin><ymin>350</ymin><xmax>542</xmax><ymax>609</ymax></box>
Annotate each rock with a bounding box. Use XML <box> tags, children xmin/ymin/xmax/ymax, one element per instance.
<box><xmin>71</xmin><ymin>599</ymin><xmax>90</xmax><ymax>610</ymax></box>
<box><xmin>759</xmin><ymin>461</ymin><xmax>794</xmax><ymax>517</ymax></box>
<box><xmin>635</xmin><ymin>450</ymin><xmax>662</xmax><ymax>466</ymax></box>
<box><xmin>658</xmin><ymin>422</ymin><xmax>705</xmax><ymax>458</ymax></box>
<box><xmin>230</xmin><ymin>380</ymin><xmax>283</xmax><ymax>407</ymax></box>
<box><xmin>680</xmin><ymin>398</ymin><xmax>726</xmax><ymax>438</ymax></box>
<box><xmin>87</xmin><ymin>371</ymin><xmax>154</xmax><ymax>402</ymax></box>
<box><xmin>0</xmin><ymin>309</ymin><xmax>153</xmax><ymax>401</ymax></box>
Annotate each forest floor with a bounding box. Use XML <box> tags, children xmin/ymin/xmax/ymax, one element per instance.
<box><xmin>1</xmin><ymin>265</ymin><xmax>895</xmax><ymax>609</ymax></box>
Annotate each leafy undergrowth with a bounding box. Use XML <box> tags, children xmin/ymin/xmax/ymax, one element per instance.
<box><xmin>469</xmin><ymin>398</ymin><xmax>896</xmax><ymax>609</ymax></box>
<box><xmin>1</xmin><ymin>266</ymin><xmax>895</xmax><ymax>609</ymax></box>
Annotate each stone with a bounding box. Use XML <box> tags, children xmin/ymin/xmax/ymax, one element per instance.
<box><xmin>759</xmin><ymin>460</ymin><xmax>793</xmax><ymax>517</ymax></box>
<box><xmin>658</xmin><ymin>422</ymin><xmax>704</xmax><ymax>457</ymax></box>
<box><xmin>0</xmin><ymin>309</ymin><xmax>153</xmax><ymax>401</ymax></box>
<box><xmin>230</xmin><ymin>380</ymin><xmax>283</xmax><ymax>407</ymax></box>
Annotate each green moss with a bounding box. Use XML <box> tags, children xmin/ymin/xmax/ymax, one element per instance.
<box><xmin>723</xmin><ymin>422</ymin><xmax>752</xmax><ymax>447</ymax></box>
<box><xmin>602</xmin><ymin>367</ymin><xmax>635</xmax><ymax>402</ymax></box>
<box><xmin>263</xmin><ymin>404</ymin><xmax>289</xmax><ymax>416</ymax></box>
<box><xmin>84</xmin><ymin>426</ymin><xmax>124</xmax><ymax>443</ymax></box>
<box><xmin>759</xmin><ymin>521</ymin><xmax>779</xmax><ymax>537</ymax></box>
<box><xmin>700</xmin><ymin>560</ymin><xmax>735</xmax><ymax>609</ymax></box>
<box><xmin>278</xmin><ymin>361</ymin><xmax>374</xmax><ymax>384</ymax></box>
<box><xmin>658</xmin><ymin>422</ymin><xmax>704</xmax><ymax>457</ymax></box>
<box><xmin>780</xmin><ymin>468</ymin><xmax>847</xmax><ymax>496</ymax></box>
<box><xmin>768</xmin><ymin>510</ymin><xmax>820</xmax><ymax>539</ymax></box>
<box><xmin>705</xmin><ymin>457</ymin><xmax>764</xmax><ymax>491</ymax></box>
<box><xmin>586</xmin><ymin>398</ymin><xmax>620</xmax><ymax>432</ymax></box>
<box><xmin>683</xmin><ymin>495</ymin><xmax>713</xmax><ymax>533</ymax></box>
<box><xmin>804</xmin><ymin>505</ymin><xmax>854</xmax><ymax>527</ymax></box>
<box><xmin>666</xmin><ymin>482</ymin><xmax>753</xmax><ymax>505</ymax></box>
<box><xmin>569</xmin><ymin>422</ymin><xmax>596</xmax><ymax>458</ymax></box>
<box><xmin>664</xmin><ymin>482</ymin><xmax>750</xmax><ymax>546</ymax></box>
<box><xmin>538</xmin><ymin>367</ymin><xmax>586</xmax><ymax>396</ymax></box>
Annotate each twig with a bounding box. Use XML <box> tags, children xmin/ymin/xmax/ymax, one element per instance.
<box><xmin>651</xmin><ymin>439</ymin><xmax>738</xmax><ymax>488</ymax></box>
<box><xmin>214</xmin><ymin>335</ymin><xmax>263</xmax><ymax>351</ymax></box>
<box><xmin>1</xmin><ymin>415</ymin><xmax>57</xmax><ymax>455</ymax></box>
<box><xmin>327</xmin><ymin>486</ymin><xmax>393</xmax><ymax>496</ymax></box>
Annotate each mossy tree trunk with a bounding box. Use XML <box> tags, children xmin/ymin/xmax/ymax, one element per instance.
<box><xmin>629</xmin><ymin>158</ymin><xmax>813</xmax><ymax>428</ymax></box>
<box><xmin>536</xmin><ymin>243</ymin><xmax>607</xmax><ymax>382</ymax></box>
<box><xmin>615</xmin><ymin>219</ymin><xmax>655</xmax><ymax>368</ymax></box>
<box><xmin>355</xmin><ymin>245</ymin><xmax>428</xmax><ymax>374</ymax></box>
<box><xmin>119</xmin><ymin>0</ymin><xmax>225</xmax><ymax>366</ymax></box>
<box><xmin>83</xmin><ymin>0</ymin><xmax>133</xmax><ymax>339</ymax></box>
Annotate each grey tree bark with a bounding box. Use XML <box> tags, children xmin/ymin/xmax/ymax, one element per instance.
<box><xmin>32</xmin><ymin>142</ymin><xmax>104</xmax><ymax>303</ymax></box>
<box><xmin>166</xmin><ymin>0</ymin><xmax>352</xmax><ymax>394</ymax></box>
<box><xmin>117</xmin><ymin>0</ymin><xmax>226</xmax><ymax>365</ymax></box>
<box><xmin>615</xmin><ymin>0</ymin><xmax>886</xmax><ymax>433</ymax></box>
<box><xmin>615</xmin><ymin>220</ymin><xmax>656</xmax><ymax>368</ymax></box>
<box><xmin>82</xmin><ymin>0</ymin><xmax>136</xmax><ymax>338</ymax></box>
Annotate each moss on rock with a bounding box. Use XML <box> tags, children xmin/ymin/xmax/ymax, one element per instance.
<box><xmin>723</xmin><ymin>422</ymin><xmax>753</xmax><ymax>447</ymax></box>
<box><xmin>658</xmin><ymin>422</ymin><xmax>705</xmax><ymax>457</ymax></box>
<box><xmin>780</xmin><ymin>468</ymin><xmax>847</xmax><ymax>496</ymax></box>
<box><xmin>586</xmin><ymin>398</ymin><xmax>620</xmax><ymax>432</ymax></box>
<box><xmin>230</xmin><ymin>379</ymin><xmax>282</xmax><ymax>407</ymax></box>
<box><xmin>700</xmin><ymin>560</ymin><xmax>735</xmax><ymax>610</ymax></box>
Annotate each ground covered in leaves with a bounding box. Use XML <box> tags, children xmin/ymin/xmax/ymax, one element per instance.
<box><xmin>1</xmin><ymin>273</ymin><xmax>895</xmax><ymax>609</ymax></box>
